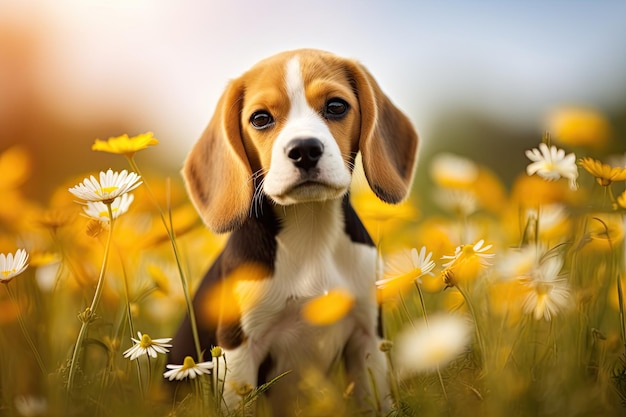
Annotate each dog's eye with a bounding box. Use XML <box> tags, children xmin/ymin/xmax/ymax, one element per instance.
<box><xmin>250</xmin><ymin>111</ymin><xmax>274</xmax><ymax>129</ymax></box>
<box><xmin>324</xmin><ymin>98</ymin><xmax>349</xmax><ymax>120</ymax></box>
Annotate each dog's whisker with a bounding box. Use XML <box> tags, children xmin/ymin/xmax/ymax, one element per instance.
<box><xmin>248</xmin><ymin>168</ymin><xmax>268</xmax><ymax>219</ymax></box>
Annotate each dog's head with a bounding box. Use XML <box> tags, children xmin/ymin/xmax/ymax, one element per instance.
<box><xmin>184</xmin><ymin>49</ymin><xmax>419</xmax><ymax>233</ymax></box>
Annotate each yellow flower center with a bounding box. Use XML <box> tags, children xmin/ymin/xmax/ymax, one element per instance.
<box><xmin>182</xmin><ymin>356</ymin><xmax>196</xmax><ymax>370</ymax></box>
<box><xmin>98</xmin><ymin>208</ymin><xmax>118</xmax><ymax>219</ymax></box>
<box><xmin>461</xmin><ymin>245</ymin><xmax>476</xmax><ymax>256</ymax></box>
<box><xmin>2</xmin><ymin>269</ymin><xmax>15</xmax><ymax>277</ymax></box>
<box><xmin>98</xmin><ymin>186</ymin><xmax>119</xmax><ymax>195</ymax></box>
<box><xmin>139</xmin><ymin>334</ymin><xmax>153</xmax><ymax>348</ymax></box>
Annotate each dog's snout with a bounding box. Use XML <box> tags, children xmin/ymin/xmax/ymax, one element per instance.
<box><xmin>286</xmin><ymin>138</ymin><xmax>324</xmax><ymax>171</ymax></box>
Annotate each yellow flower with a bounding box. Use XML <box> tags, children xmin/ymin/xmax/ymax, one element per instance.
<box><xmin>578</xmin><ymin>157</ymin><xmax>626</xmax><ymax>186</ymax></box>
<box><xmin>92</xmin><ymin>132</ymin><xmax>159</xmax><ymax>157</ymax></box>
<box><xmin>546</xmin><ymin>107</ymin><xmax>611</xmax><ymax>149</ymax></box>
<box><xmin>440</xmin><ymin>240</ymin><xmax>494</xmax><ymax>286</ymax></box>
<box><xmin>377</xmin><ymin>247</ymin><xmax>436</xmax><ymax>299</ymax></box>
<box><xmin>0</xmin><ymin>145</ymin><xmax>31</xmax><ymax>191</ymax></box>
<box><xmin>302</xmin><ymin>289</ymin><xmax>355</xmax><ymax>326</ymax></box>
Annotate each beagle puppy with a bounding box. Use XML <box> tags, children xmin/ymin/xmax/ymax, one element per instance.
<box><xmin>171</xmin><ymin>49</ymin><xmax>418</xmax><ymax>415</ymax></box>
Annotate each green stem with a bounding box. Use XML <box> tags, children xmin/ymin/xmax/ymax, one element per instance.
<box><xmin>4</xmin><ymin>285</ymin><xmax>47</xmax><ymax>376</ymax></box>
<box><xmin>413</xmin><ymin>280</ymin><xmax>446</xmax><ymax>400</ymax></box>
<box><xmin>617</xmin><ymin>273</ymin><xmax>626</xmax><ymax>354</ymax></box>
<box><xmin>66</xmin><ymin>204</ymin><xmax>115</xmax><ymax>395</ymax></box>
<box><xmin>119</xmin><ymin>257</ymin><xmax>144</xmax><ymax>398</ymax></box>
<box><xmin>413</xmin><ymin>280</ymin><xmax>429</xmax><ymax>327</ymax></box>
<box><xmin>456</xmin><ymin>284</ymin><xmax>486</xmax><ymax>365</ymax></box>
<box><xmin>126</xmin><ymin>157</ymin><xmax>203</xmax><ymax>361</ymax></box>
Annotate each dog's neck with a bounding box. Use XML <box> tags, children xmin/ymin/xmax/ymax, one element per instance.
<box><xmin>272</xmin><ymin>198</ymin><xmax>344</xmax><ymax>252</ymax></box>
<box><xmin>262</xmin><ymin>194</ymin><xmax>373</xmax><ymax>247</ymax></box>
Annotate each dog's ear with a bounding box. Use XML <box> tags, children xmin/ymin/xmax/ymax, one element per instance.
<box><xmin>183</xmin><ymin>78</ymin><xmax>253</xmax><ymax>233</ymax></box>
<box><xmin>347</xmin><ymin>61</ymin><xmax>418</xmax><ymax>203</ymax></box>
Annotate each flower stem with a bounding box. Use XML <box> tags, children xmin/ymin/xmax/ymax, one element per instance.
<box><xmin>456</xmin><ymin>284</ymin><xmax>486</xmax><ymax>365</ymax></box>
<box><xmin>617</xmin><ymin>273</ymin><xmax>626</xmax><ymax>354</ymax></box>
<box><xmin>413</xmin><ymin>280</ymin><xmax>429</xmax><ymax>327</ymax></box>
<box><xmin>413</xmin><ymin>280</ymin><xmax>446</xmax><ymax>399</ymax></box>
<box><xmin>4</xmin><ymin>285</ymin><xmax>47</xmax><ymax>376</ymax></box>
<box><xmin>126</xmin><ymin>157</ymin><xmax>203</xmax><ymax>361</ymax></box>
<box><xmin>119</xmin><ymin>257</ymin><xmax>144</xmax><ymax>399</ymax></box>
<box><xmin>66</xmin><ymin>204</ymin><xmax>115</xmax><ymax>395</ymax></box>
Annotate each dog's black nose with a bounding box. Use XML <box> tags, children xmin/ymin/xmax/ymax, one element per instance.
<box><xmin>286</xmin><ymin>138</ymin><xmax>324</xmax><ymax>171</ymax></box>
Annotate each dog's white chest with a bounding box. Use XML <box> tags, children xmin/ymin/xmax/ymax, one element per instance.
<box><xmin>239</xmin><ymin>201</ymin><xmax>379</xmax><ymax>371</ymax></box>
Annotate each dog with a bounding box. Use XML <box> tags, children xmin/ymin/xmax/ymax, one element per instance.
<box><xmin>170</xmin><ymin>48</ymin><xmax>418</xmax><ymax>415</ymax></box>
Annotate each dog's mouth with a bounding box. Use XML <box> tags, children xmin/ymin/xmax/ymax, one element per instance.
<box><xmin>270</xmin><ymin>179</ymin><xmax>348</xmax><ymax>205</ymax></box>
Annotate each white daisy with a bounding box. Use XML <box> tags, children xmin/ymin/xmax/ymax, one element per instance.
<box><xmin>395</xmin><ymin>314</ymin><xmax>472</xmax><ymax>374</ymax></box>
<box><xmin>377</xmin><ymin>246</ymin><xmax>436</xmax><ymax>289</ymax></box>
<box><xmin>82</xmin><ymin>193</ymin><xmax>135</xmax><ymax>222</ymax></box>
<box><xmin>1</xmin><ymin>249</ymin><xmax>29</xmax><ymax>283</ymax></box>
<box><xmin>433</xmin><ymin>188</ymin><xmax>479</xmax><ymax>217</ymax></box>
<box><xmin>495</xmin><ymin>245</ymin><xmax>539</xmax><ymax>281</ymax></box>
<box><xmin>68</xmin><ymin>169</ymin><xmax>142</xmax><ymax>204</ymax></box>
<box><xmin>123</xmin><ymin>331</ymin><xmax>172</xmax><ymax>360</ymax></box>
<box><xmin>520</xmin><ymin>255</ymin><xmax>571</xmax><ymax>321</ymax></box>
<box><xmin>430</xmin><ymin>153</ymin><xmax>479</xmax><ymax>188</ymax></box>
<box><xmin>441</xmin><ymin>239</ymin><xmax>495</xmax><ymax>269</ymax></box>
<box><xmin>163</xmin><ymin>356</ymin><xmax>215</xmax><ymax>381</ymax></box>
<box><xmin>525</xmin><ymin>143</ymin><xmax>578</xmax><ymax>190</ymax></box>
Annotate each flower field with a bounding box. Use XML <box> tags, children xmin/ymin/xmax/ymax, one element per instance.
<box><xmin>1</xmin><ymin>121</ymin><xmax>626</xmax><ymax>416</ymax></box>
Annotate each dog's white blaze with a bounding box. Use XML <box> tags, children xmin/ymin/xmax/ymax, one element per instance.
<box><xmin>262</xmin><ymin>56</ymin><xmax>352</xmax><ymax>204</ymax></box>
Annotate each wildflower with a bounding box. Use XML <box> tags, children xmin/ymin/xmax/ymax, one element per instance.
<box><xmin>211</xmin><ymin>346</ymin><xmax>223</xmax><ymax>358</ymax></box>
<box><xmin>92</xmin><ymin>132</ymin><xmax>159</xmax><ymax>157</ymax></box>
<box><xmin>442</xmin><ymin>239</ymin><xmax>494</xmax><ymax>269</ymax></box>
<box><xmin>440</xmin><ymin>240</ymin><xmax>494</xmax><ymax>286</ymax></box>
<box><xmin>123</xmin><ymin>331</ymin><xmax>172</xmax><ymax>360</ymax></box>
<box><xmin>496</xmin><ymin>246</ymin><xmax>539</xmax><ymax>281</ymax></box>
<box><xmin>82</xmin><ymin>193</ymin><xmax>134</xmax><ymax>222</ymax></box>
<box><xmin>430</xmin><ymin>153</ymin><xmax>479</xmax><ymax>189</ymax></box>
<box><xmin>395</xmin><ymin>314</ymin><xmax>472</xmax><ymax>374</ymax></box>
<box><xmin>525</xmin><ymin>143</ymin><xmax>579</xmax><ymax>190</ymax></box>
<box><xmin>163</xmin><ymin>356</ymin><xmax>214</xmax><ymax>381</ymax></box>
<box><xmin>578</xmin><ymin>157</ymin><xmax>626</xmax><ymax>187</ymax></box>
<box><xmin>302</xmin><ymin>289</ymin><xmax>355</xmax><ymax>325</ymax></box>
<box><xmin>377</xmin><ymin>247</ymin><xmax>436</xmax><ymax>292</ymax></box>
<box><xmin>546</xmin><ymin>107</ymin><xmax>611</xmax><ymax>149</ymax></box>
<box><xmin>520</xmin><ymin>256</ymin><xmax>571</xmax><ymax>321</ymax></box>
<box><xmin>68</xmin><ymin>169</ymin><xmax>142</xmax><ymax>204</ymax></box>
<box><xmin>1</xmin><ymin>249</ymin><xmax>29</xmax><ymax>283</ymax></box>
<box><xmin>433</xmin><ymin>189</ymin><xmax>478</xmax><ymax>217</ymax></box>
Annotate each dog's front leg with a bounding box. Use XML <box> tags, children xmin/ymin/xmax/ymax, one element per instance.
<box><xmin>344</xmin><ymin>328</ymin><xmax>391</xmax><ymax>414</ymax></box>
<box><xmin>217</xmin><ymin>342</ymin><xmax>261</xmax><ymax>414</ymax></box>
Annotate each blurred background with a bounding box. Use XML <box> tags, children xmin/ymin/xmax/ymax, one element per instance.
<box><xmin>2</xmin><ymin>0</ymin><xmax>626</xmax><ymax>203</ymax></box>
